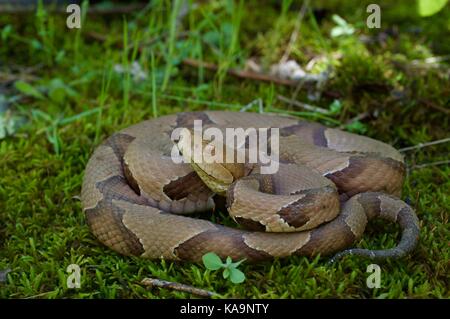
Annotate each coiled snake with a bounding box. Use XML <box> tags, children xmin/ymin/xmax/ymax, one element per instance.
<box><xmin>81</xmin><ymin>111</ymin><xmax>419</xmax><ymax>262</ymax></box>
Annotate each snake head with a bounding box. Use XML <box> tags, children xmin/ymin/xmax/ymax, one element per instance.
<box><xmin>174</xmin><ymin>127</ymin><xmax>247</xmax><ymax>196</ymax></box>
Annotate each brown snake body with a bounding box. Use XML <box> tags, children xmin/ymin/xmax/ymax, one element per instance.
<box><xmin>81</xmin><ymin>111</ymin><xmax>419</xmax><ymax>262</ymax></box>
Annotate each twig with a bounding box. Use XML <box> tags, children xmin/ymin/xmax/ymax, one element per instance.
<box><xmin>411</xmin><ymin>160</ymin><xmax>450</xmax><ymax>169</ymax></box>
<box><xmin>0</xmin><ymin>3</ymin><xmax>147</xmax><ymax>14</ymax></box>
<box><xmin>399</xmin><ymin>137</ymin><xmax>450</xmax><ymax>152</ymax></box>
<box><xmin>0</xmin><ymin>64</ymin><xmax>43</xmax><ymax>84</ymax></box>
<box><xmin>183</xmin><ymin>58</ymin><xmax>341</xmax><ymax>99</ymax></box>
<box><xmin>84</xmin><ymin>31</ymin><xmax>110</xmax><ymax>43</ymax></box>
<box><xmin>339</xmin><ymin>112</ymin><xmax>371</xmax><ymax>129</ymax></box>
<box><xmin>240</xmin><ymin>98</ymin><xmax>264</xmax><ymax>113</ymax></box>
<box><xmin>183</xmin><ymin>58</ymin><xmax>298</xmax><ymax>86</ymax></box>
<box><xmin>0</xmin><ymin>71</ymin><xmax>39</xmax><ymax>84</ymax></box>
<box><xmin>24</xmin><ymin>291</ymin><xmax>53</xmax><ymax>299</ymax></box>
<box><xmin>418</xmin><ymin>98</ymin><xmax>450</xmax><ymax>115</ymax></box>
<box><xmin>280</xmin><ymin>0</ymin><xmax>310</xmax><ymax>63</ymax></box>
<box><xmin>141</xmin><ymin>278</ymin><xmax>218</xmax><ymax>298</ymax></box>
<box><xmin>277</xmin><ymin>94</ymin><xmax>330</xmax><ymax>114</ymax></box>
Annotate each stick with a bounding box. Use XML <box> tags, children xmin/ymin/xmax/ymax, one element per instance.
<box><xmin>240</xmin><ymin>98</ymin><xmax>264</xmax><ymax>113</ymax></box>
<box><xmin>182</xmin><ymin>58</ymin><xmax>341</xmax><ymax>99</ymax></box>
<box><xmin>411</xmin><ymin>160</ymin><xmax>450</xmax><ymax>169</ymax></box>
<box><xmin>277</xmin><ymin>94</ymin><xmax>330</xmax><ymax>114</ymax></box>
<box><xmin>280</xmin><ymin>0</ymin><xmax>310</xmax><ymax>63</ymax></box>
<box><xmin>141</xmin><ymin>278</ymin><xmax>218</xmax><ymax>298</ymax></box>
<box><xmin>0</xmin><ymin>71</ymin><xmax>39</xmax><ymax>84</ymax></box>
<box><xmin>0</xmin><ymin>3</ymin><xmax>147</xmax><ymax>14</ymax></box>
<box><xmin>339</xmin><ymin>112</ymin><xmax>371</xmax><ymax>129</ymax></box>
<box><xmin>399</xmin><ymin>137</ymin><xmax>450</xmax><ymax>152</ymax></box>
<box><xmin>418</xmin><ymin>99</ymin><xmax>450</xmax><ymax>116</ymax></box>
<box><xmin>182</xmin><ymin>58</ymin><xmax>298</xmax><ymax>86</ymax></box>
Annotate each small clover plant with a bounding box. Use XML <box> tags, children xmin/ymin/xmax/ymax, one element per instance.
<box><xmin>202</xmin><ymin>252</ymin><xmax>246</xmax><ymax>284</ymax></box>
<box><xmin>330</xmin><ymin>15</ymin><xmax>355</xmax><ymax>38</ymax></box>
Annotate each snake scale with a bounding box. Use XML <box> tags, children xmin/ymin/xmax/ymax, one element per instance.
<box><xmin>81</xmin><ymin>111</ymin><xmax>420</xmax><ymax>262</ymax></box>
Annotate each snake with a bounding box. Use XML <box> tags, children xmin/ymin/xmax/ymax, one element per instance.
<box><xmin>81</xmin><ymin>111</ymin><xmax>420</xmax><ymax>262</ymax></box>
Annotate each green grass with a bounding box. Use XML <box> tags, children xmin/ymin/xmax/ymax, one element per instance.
<box><xmin>0</xmin><ymin>1</ymin><xmax>449</xmax><ymax>299</ymax></box>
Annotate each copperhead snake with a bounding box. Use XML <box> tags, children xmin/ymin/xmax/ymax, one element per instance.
<box><xmin>81</xmin><ymin>111</ymin><xmax>419</xmax><ymax>262</ymax></box>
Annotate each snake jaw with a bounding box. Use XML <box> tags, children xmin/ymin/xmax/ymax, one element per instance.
<box><xmin>175</xmin><ymin>127</ymin><xmax>248</xmax><ymax>196</ymax></box>
<box><xmin>191</xmin><ymin>162</ymin><xmax>233</xmax><ymax>196</ymax></box>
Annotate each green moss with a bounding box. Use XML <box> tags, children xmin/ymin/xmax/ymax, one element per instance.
<box><xmin>0</xmin><ymin>1</ymin><xmax>448</xmax><ymax>299</ymax></box>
